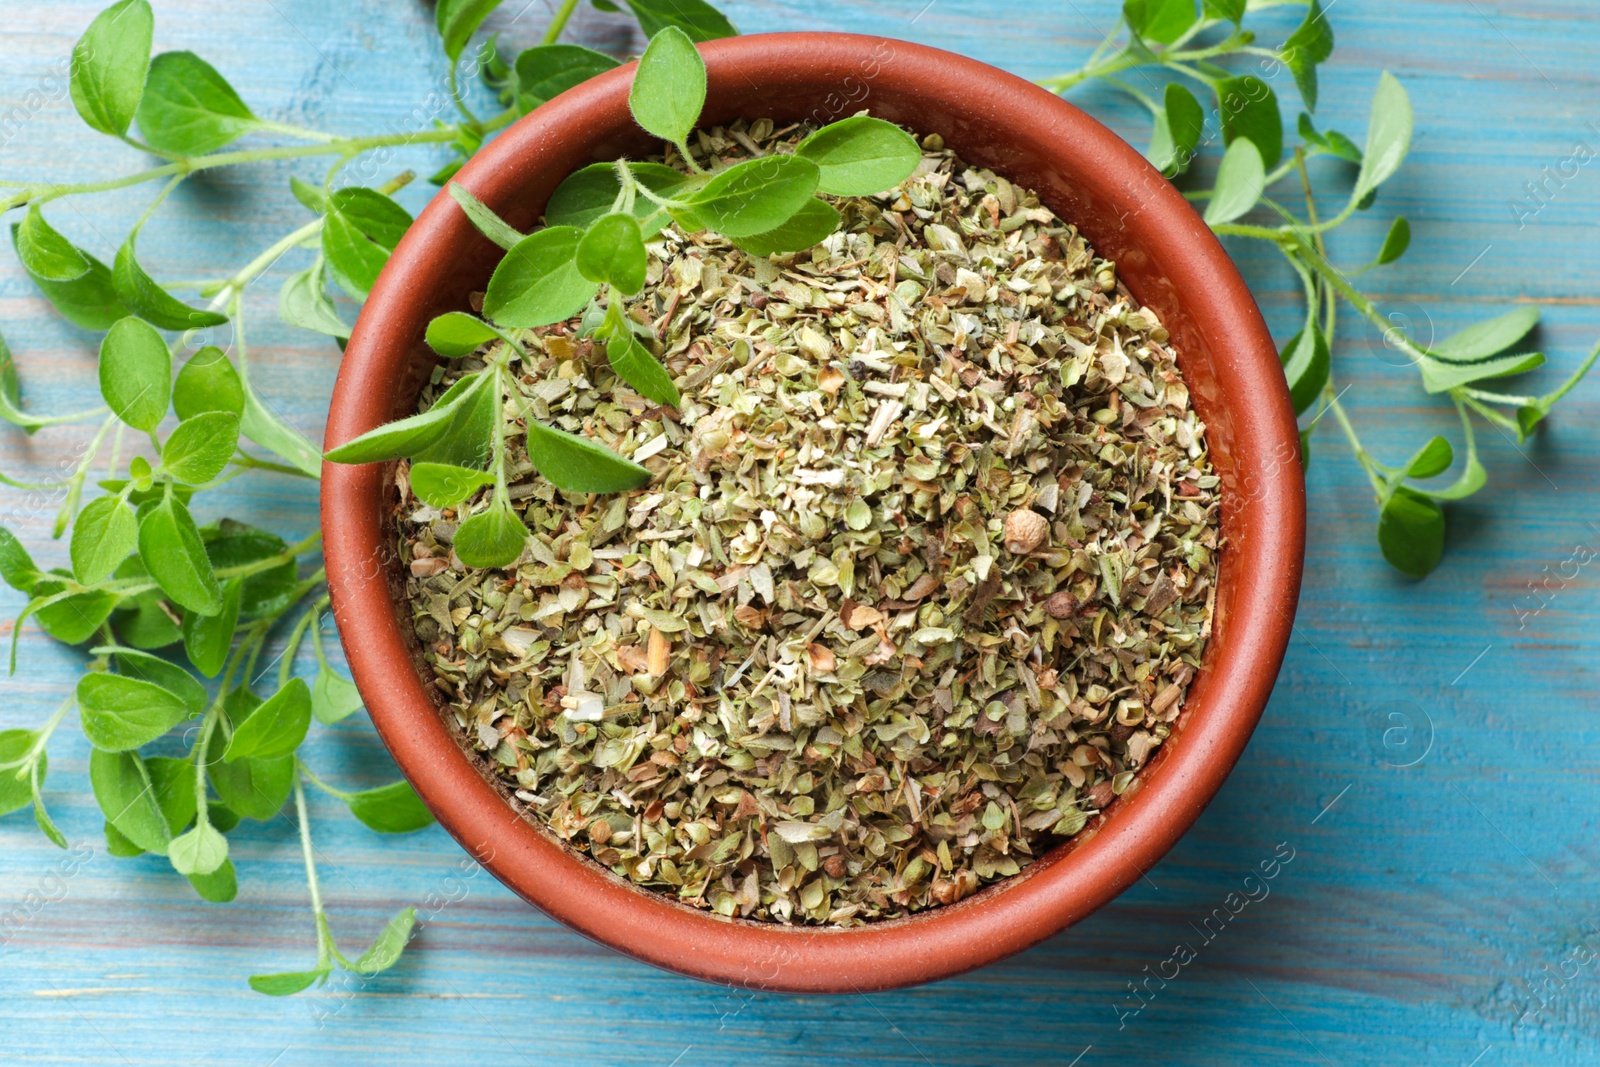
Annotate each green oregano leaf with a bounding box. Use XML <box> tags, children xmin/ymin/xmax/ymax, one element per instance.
<box><xmin>16</xmin><ymin>207</ymin><xmax>90</xmax><ymax>282</ymax></box>
<box><xmin>99</xmin><ymin>316</ymin><xmax>171</xmax><ymax>431</ymax></box>
<box><xmin>9</xmin><ymin>223</ymin><xmax>128</xmax><ymax>330</ymax></box>
<box><xmin>137</xmin><ymin>489</ymin><xmax>223</xmax><ymax>615</ymax></box>
<box><xmin>346</xmin><ymin>780</ymin><xmax>435</xmax><ymax>833</ymax></box>
<box><xmin>0</xmin><ymin>730</ymin><xmax>39</xmax><ymax>817</ymax></box>
<box><xmin>1122</xmin><ymin>0</ymin><xmax>1196</xmax><ymax>45</ymax></box>
<box><xmin>734</xmin><ymin>198</ymin><xmax>841</xmax><ymax>257</ymax></box>
<box><xmin>1429</xmin><ymin>307</ymin><xmax>1539</xmax><ymax>362</ymax></box>
<box><xmin>436</xmin><ymin>0</ymin><xmax>504</xmax><ymax>65</ymax></box>
<box><xmin>144</xmin><ymin>754</ymin><xmax>198</xmax><ymax>835</ymax></box>
<box><xmin>70</xmin><ymin>0</ymin><xmax>154</xmax><ymax>138</ymax></box>
<box><xmin>206</xmin><ymin>690</ymin><xmax>294</xmax><ymax>820</ymax></box>
<box><xmin>89</xmin><ymin>747</ymin><xmax>169</xmax><ymax>852</ymax></box>
<box><xmin>1418</xmin><ymin>350</ymin><xmax>1544</xmax><ymax>395</ymax></box>
<box><xmin>1402</xmin><ymin>436</ymin><xmax>1453</xmax><ymax>481</ymax></box>
<box><xmin>1204</xmin><ymin>139</ymin><xmax>1264</xmax><ymax>225</ymax></box>
<box><xmin>425</xmin><ymin>312</ymin><xmax>503</xmax><ymax>358</ymax></box>
<box><xmin>513</xmin><ymin>44</ymin><xmax>620</xmax><ymax>111</ymax></box>
<box><xmin>278</xmin><ymin>260</ymin><xmax>350</xmax><ymax>340</ymax></box>
<box><xmin>71</xmin><ymin>494</ymin><xmax>138</xmax><ymax>585</ymax></box>
<box><xmin>113</xmin><ymin>229</ymin><xmax>230</xmax><ymax>330</ymax></box>
<box><xmin>447</xmin><ymin>183</ymin><xmax>524</xmax><ymax>252</ymax></box>
<box><xmin>249</xmin><ymin>969</ymin><xmax>329</xmax><ymax>997</ymax></box>
<box><xmin>1148</xmin><ymin>82</ymin><xmax>1205</xmax><ymax>177</ymax></box>
<box><xmin>1203</xmin><ymin>0</ymin><xmax>1245</xmax><ymax>24</ymax></box>
<box><xmin>576</xmin><ymin>212</ymin><xmax>648</xmax><ymax>294</ymax></box>
<box><xmin>322</xmin><ymin>187</ymin><xmax>414</xmax><ymax>299</ymax></box>
<box><xmin>1353</xmin><ymin>72</ymin><xmax>1412</xmax><ymax>203</ymax></box>
<box><xmin>1280</xmin><ymin>323</ymin><xmax>1331</xmax><ymax>415</ymax></box>
<box><xmin>524</xmin><ymin>418</ymin><xmax>652</xmax><ymax>494</ymax></box>
<box><xmin>623</xmin><ymin>0</ymin><xmax>737</xmax><ymax>41</ymax></box>
<box><xmin>0</xmin><ymin>524</ymin><xmax>44</xmax><ymax>593</ymax></box>
<box><xmin>544</xmin><ymin>162</ymin><xmax>690</xmax><ymax>235</ymax></box>
<box><xmin>1217</xmin><ymin>74</ymin><xmax>1283</xmax><ymax>169</ymax></box>
<box><xmin>1280</xmin><ymin>0</ymin><xmax>1334</xmax><ymax>112</ymax></box>
<box><xmin>452</xmin><ymin>498</ymin><xmax>528</xmax><ymax>569</ymax></box>
<box><xmin>173</xmin><ymin>346</ymin><xmax>245</xmax><ymax>419</ymax></box>
<box><xmin>353</xmin><ymin>907</ymin><xmax>418</xmax><ymax>973</ymax></box>
<box><xmin>795</xmin><ymin>116</ymin><xmax>921</xmax><ymax>197</ymax></box>
<box><xmin>168</xmin><ymin>820</ymin><xmax>228</xmax><ymax>877</ymax></box>
<box><xmin>188</xmin><ymin>858</ymin><xmax>238</xmax><ymax>903</ymax></box>
<box><xmin>1377</xmin><ymin>486</ymin><xmax>1444</xmax><ymax>578</ymax></box>
<box><xmin>162</xmin><ymin>411</ymin><xmax>241</xmax><ymax>485</ymax></box>
<box><xmin>601</xmin><ymin>304</ymin><xmax>679</xmax><ymax>406</ymax></box>
<box><xmin>629</xmin><ymin>27</ymin><xmax>706</xmax><ymax>147</ymax></box>
<box><xmin>108</xmin><ymin>647</ymin><xmax>208</xmax><ymax>714</ymax></box>
<box><xmin>223</xmin><ymin>677</ymin><xmax>312</xmax><ymax>761</ymax></box>
<box><xmin>676</xmin><ymin>155</ymin><xmax>821</xmax><ymax>238</ymax></box>
<box><xmin>311</xmin><ymin>665</ymin><xmax>364</xmax><ymax>725</ymax></box>
<box><xmin>1374</xmin><ymin>216</ymin><xmax>1410</xmax><ymax>266</ymax></box>
<box><xmin>181</xmin><ymin>577</ymin><xmax>241</xmax><ymax>677</ymax></box>
<box><xmin>482</xmin><ymin>226</ymin><xmax>597</xmax><ymax>329</ymax></box>
<box><xmin>324</xmin><ymin>371</ymin><xmax>489</xmax><ymax>464</ymax></box>
<box><xmin>136</xmin><ymin>51</ymin><xmax>259</xmax><ymax>155</ymax></box>
<box><xmin>409</xmin><ymin>462</ymin><xmax>496</xmax><ymax>508</ymax></box>
<box><xmin>78</xmin><ymin>673</ymin><xmax>193</xmax><ymax>751</ymax></box>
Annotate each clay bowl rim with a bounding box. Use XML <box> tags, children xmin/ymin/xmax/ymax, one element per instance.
<box><xmin>321</xmin><ymin>31</ymin><xmax>1305</xmax><ymax>994</ymax></box>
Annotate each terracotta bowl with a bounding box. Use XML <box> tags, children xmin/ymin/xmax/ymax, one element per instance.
<box><xmin>322</xmin><ymin>32</ymin><xmax>1304</xmax><ymax>992</ymax></box>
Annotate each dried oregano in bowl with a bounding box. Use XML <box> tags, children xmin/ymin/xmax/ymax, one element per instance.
<box><xmin>390</xmin><ymin>113</ymin><xmax>1219</xmax><ymax>923</ymax></box>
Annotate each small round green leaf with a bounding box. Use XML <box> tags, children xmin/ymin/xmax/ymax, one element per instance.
<box><xmin>1376</xmin><ymin>216</ymin><xmax>1411</xmax><ymax>266</ymax></box>
<box><xmin>1353</xmin><ymin>72</ymin><xmax>1413</xmax><ymax>202</ymax></box>
<box><xmin>624</xmin><ymin>0</ymin><xmax>737</xmax><ymax>41</ymax></box>
<box><xmin>1377</xmin><ymin>486</ymin><xmax>1445</xmax><ymax>579</ymax></box>
<box><xmin>249</xmin><ymin>969</ymin><xmax>328</xmax><ymax>997</ymax></box>
<box><xmin>162</xmin><ymin>411</ymin><xmax>241</xmax><ymax>485</ymax></box>
<box><xmin>514</xmin><ymin>44</ymin><xmax>619</xmax><ymax>110</ymax></box>
<box><xmin>576</xmin><ymin>213</ymin><xmax>648</xmax><ymax>294</ymax></box>
<box><xmin>452</xmin><ymin>499</ymin><xmax>528</xmax><ymax>569</ymax></box>
<box><xmin>311</xmin><ymin>666</ymin><xmax>364</xmax><ymax>726</ymax></box>
<box><xmin>181</xmin><ymin>577</ymin><xmax>242</xmax><ymax>678</ymax></box>
<box><xmin>187</xmin><ymin>857</ymin><xmax>238</xmax><ymax>903</ymax></box>
<box><xmin>425</xmin><ymin>312</ymin><xmax>503</xmax><ymax>358</ymax></box>
<box><xmin>629</xmin><ymin>27</ymin><xmax>706</xmax><ymax>146</ymax></box>
<box><xmin>173</xmin><ymin>346</ymin><xmax>245</xmax><ymax>420</ymax></box>
<box><xmin>16</xmin><ymin>207</ymin><xmax>90</xmax><ymax>282</ymax></box>
<box><xmin>99</xmin><ymin>317</ymin><xmax>171</xmax><ymax>432</ymax></box>
<box><xmin>168</xmin><ymin>820</ymin><xmax>228</xmax><ymax>877</ymax></box>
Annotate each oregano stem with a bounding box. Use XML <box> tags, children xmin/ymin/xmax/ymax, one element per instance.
<box><xmin>542</xmin><ymin>0</ymin><xmax>582</xmax><ymax>45</ymax></box>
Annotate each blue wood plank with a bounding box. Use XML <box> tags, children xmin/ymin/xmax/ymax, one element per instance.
<box><xmin>3</xmin><ymin>0</ymin><xmax>1600</xmax><ymax>1063</ymax></box>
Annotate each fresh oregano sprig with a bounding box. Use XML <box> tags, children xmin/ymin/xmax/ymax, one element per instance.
<box><xmin>325</xmin><ymin>26</ymin><xmax>923</xmax><ymax>569</ymax></box>
<box><xmin>0</xmin><ymin>0</ymin><xmax>741</xmax><ymax>996</ymax></box>
<box><xmin>1041</xmin><ymin>0</ymin><xmax>1597</xmax><ymax>577</ymax></box>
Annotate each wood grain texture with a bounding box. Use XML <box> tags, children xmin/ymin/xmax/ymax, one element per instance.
<box><xmin>2</xmin><ymin>1</ymin><xmax>1599</xmax><ymax>1063</ymax></box>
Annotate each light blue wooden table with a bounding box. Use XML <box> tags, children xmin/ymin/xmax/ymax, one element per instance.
<box><xmin>3</xmin><ymin>1</ymin><xmax>1598</xmax><ymax>1063</ymax></box>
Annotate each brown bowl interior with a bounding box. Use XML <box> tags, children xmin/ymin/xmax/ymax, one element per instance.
<box><xmin>322</xmin><ymin>32</ymin><xmax>1304</xmax><ymax>993</ymax></box>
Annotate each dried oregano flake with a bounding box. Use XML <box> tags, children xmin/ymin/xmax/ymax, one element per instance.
<box><xmin>397</xmin><ymin>118</ymin><xmax>1219</xmax><ymax>925</ymax></box>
